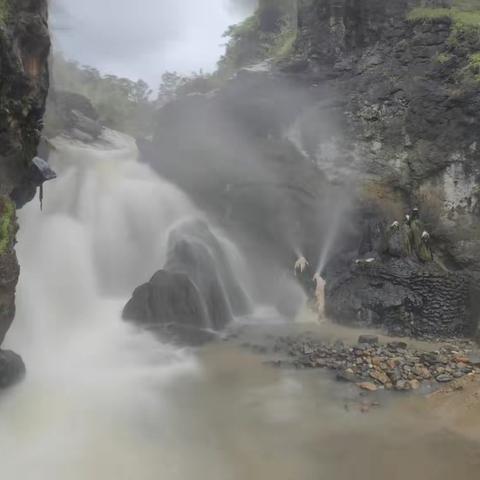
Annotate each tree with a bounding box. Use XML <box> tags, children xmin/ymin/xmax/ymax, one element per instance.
<box><xmin>157</xmin><ymin>71</ymin><xmax>186</xmax><ymax>105</ymax></box>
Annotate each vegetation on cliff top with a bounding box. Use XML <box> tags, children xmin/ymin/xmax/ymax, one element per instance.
<box><xmin>51</xmin><ymin>52</ymin><xmax>155</xmax><ymax>136</ymax></box>
<box><xmin>407</xmin><ymin>0</ymin><xmax>480</xmax><ymax>43</ymax></box>
<box><xmin>0</xmin><ymin>196</ymin><xmax>15</xmax><ymax>256</ymax></box>
<box><xmin>408</xmin><ymin>0</ymin><xmax>480</xmax><ymax>85</ymax></box>
<box><xmin>0</xmin><ymin>0</ymin><xmax>10</xmax><ymax>25</ymax></box>
<box><xmin>218</xmin><ymin>0</ymin><xmax>298</xmax><ymax>75</ymax></box>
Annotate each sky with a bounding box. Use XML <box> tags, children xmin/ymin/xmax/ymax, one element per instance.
<box><xmin>50</xmin><ymin>0</ymin><xmax>255</xmax><ymax>88</ymax></box>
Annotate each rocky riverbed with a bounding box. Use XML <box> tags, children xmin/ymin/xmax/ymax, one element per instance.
<box><xmin>270</xmin><ymin>334</ymin><xmax>480</xmax><ymax>392</ymax></box>
<box><xmin>230</xmin><ymin>313</ymin><xmax>480</xmax><ymax>395</ymax></box>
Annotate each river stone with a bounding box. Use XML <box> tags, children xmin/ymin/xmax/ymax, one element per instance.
<box><xmin>337</xmin><ymin>369</ymin><xmax>357</xmax><ymax>382</ymax></box>
<box><xmin>358</xmin><ymin>335</ymin><xmax>379</xmax><ymax>345</ymax></box>
<box><xmin>387</xmin><ymin>341</ymin><xmax>408</xmax><ymax>350</ymax></box>
<box><xmin>436</xmin><ymin>374</ymin><xmax>454</xmax><ymax>383</ymax></box>
<box><xmin>467</xmin><ymin>354</ymin><xmax>480</xmax><ymax>367</ymax></box>
<box><xmin>357</xmin><ymin>382</ymin><xmax>378</xmax><ymax>392</ymax></box>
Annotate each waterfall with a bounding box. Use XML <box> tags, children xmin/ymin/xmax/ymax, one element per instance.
<box><xmin>0</xmin><ymin>129</ymin><xmax>228</xmax><ymax>479</ymax></box>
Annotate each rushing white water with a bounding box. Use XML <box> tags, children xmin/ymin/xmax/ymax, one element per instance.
<box><xmin>0</xmin><ymin>130</ymin><xmax>209</xmax><ymax>479</ymax></box>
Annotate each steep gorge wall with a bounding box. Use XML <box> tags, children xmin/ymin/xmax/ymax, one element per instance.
<box><xmin>0</xmin><ymin>0</ymin><xmax>50</xmax><ymax>379</ymax></box>
<box><xmin>294</xmin><ymin>0</ymin><xmax>480</xmax><ymax>255</ymax></box>
<box><xmin>289</xmin><ymin>0</ymin><xmax>480</xmax><ymax>335</ymax></box>
<box><xmin>145</xmin><ymin>0</ymin><xmax>480</xmax><ymax>336</ymax></box>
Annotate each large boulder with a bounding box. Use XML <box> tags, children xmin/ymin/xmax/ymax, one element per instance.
<box><xmin>164</xmin><ymin>229</ymin><xmax>234</xmax><ymax>331</ymax></box>
<box><xmin>166</xmin><ymin>219</ymin><xmax>253</xmax><ymax>317</ymax></box>
<box><xmin>123</xmin><ymin>220</ymin><xmax>252</xmax><ymax>344</ymax></box>
<box><xmin>123</xmin><ymin>270</ymin><xmax>214</xmax><ymax>346</ymax></box>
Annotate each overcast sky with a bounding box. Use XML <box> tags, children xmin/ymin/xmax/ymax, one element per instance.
<box><xmin>51</xmin><ymin>0</ymin><xmax>255</xmax><ymax>88</ymax></box>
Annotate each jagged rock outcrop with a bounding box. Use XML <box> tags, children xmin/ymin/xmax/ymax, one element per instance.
<box><xmin>124</xmin><ymin>219</ymin><xmax>252</xmax><ymax>344</ymax></box>
<box><xmin>327</xmin><ymin>257</ymin><xmax>473</xmax><ymax>337</ymax></box>
<box><xmin>0</xmin><ymin>0</ymin><xmax>50</xmax><ymax>205</ymax></box>
<box><xmin>142</xmin><ymin>0</ymin><xmax>479</xmax><ymax>337</ymax></box>
<box><xmin>0</xmin><ymin>0</ymin><xmax>50</xmax><ymax>386</ymax></box>
<box><xmin>287</xmin><ymin>0</ymin><xmax>480</xmax><ymax>336</ymax></box>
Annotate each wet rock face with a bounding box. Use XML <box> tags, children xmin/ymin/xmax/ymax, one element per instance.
<box><xmin>294</xmin><ymin>0</ymin><xmax>480</xmax><ymax>244</ymax></box>
<box><xmin>0</xmin><ymin>0</ymin><xmax>50</xmax><ymax>205</ymax></box>
<box><xmin>0</xmin><ymin>0</ymin><xmax>50</xmax><ymax>386</ymax></box>
<box><xmin>326</xmin><ymin>257</ymin><xmax>472</xmax><ymax>337</ymax></box>
<box><xmin>284</xmin><ymin>0</ymin><xmax>480</xmax><ymax>336</ymax></box>
<box><xmin>0</xmin><ymin>197</ymin><xmax>19</xmax><ymax>346</ymax></box>
<box><xmin>324</xmin><ymin>205</ymin><xmax>476</xmax><ymax>337</ymax></box>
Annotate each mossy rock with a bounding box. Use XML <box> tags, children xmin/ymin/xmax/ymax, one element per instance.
<box><xmin>0</xmin><ymin>0</ymin><xmax>10</xmax><ymax>25</ymax></box>
<box><xmin>0</xmin><ymin>196</ymin><xmax>15</xmax><ymax>256</ymax></box>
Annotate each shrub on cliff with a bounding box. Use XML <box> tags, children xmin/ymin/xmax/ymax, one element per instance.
<box><xmin>0</xmin><ymin>197</ymin><xmax>15</xmax><ymax>257</ymax></box>
<box><xmin>218</xmin><ymin>0</ymin><xmax>298</xmax><ymax>75</ymax></box>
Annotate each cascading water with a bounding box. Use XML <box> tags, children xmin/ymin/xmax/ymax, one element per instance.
<box><xmin>0</xmin><ymin>130</ymin><xmax>220</xmax><ymax>479</ymax></box>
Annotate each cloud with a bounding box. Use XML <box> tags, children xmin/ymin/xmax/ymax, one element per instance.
<box><xmin>51</xmin><ymin>0</ymin><xmax>248</xmax><ymax>87</ymax></box>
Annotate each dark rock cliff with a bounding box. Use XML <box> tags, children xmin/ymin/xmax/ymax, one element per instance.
<box><xmin>288</xmin><ymin>0</ymin><xmax>480</xmax><ymax>336</ymax></box>
<box><xmin>143</xmin><ymin>0</ymin><xmax>480</xmax><ymax>337</ymax></box>
<box><xmin>0</xmin><ymin>0</ymin><xmax>50</xmax><ymax>386</ymax></box>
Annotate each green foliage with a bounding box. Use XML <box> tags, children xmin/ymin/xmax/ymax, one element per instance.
<box><xmin>406</xmin><ymin>8</ymin><xmax>451</xmax><ymax>22</ymax></box>
<box><xmin>218</xmin><ymin>0</ymin><xmax>298</xmax><ymax>75</ymax></box>
<box><xmin>0</xmin><ymin>0</ymin><xmax>10</xmax><ymax>25</ymax></box>
<box><xmin>157</xmin><ymin>70</ymin><xmax>224</xmax><ymax>104</ymax></box>
<box><xmin>460</xmin><ymin>51</ymin><xmax>480</xmax><ymax>84</ymax></box>
<box><xmin>407</xmin><ymin>0</ymin><xmax>480</xmax><ymax>44</ymax></box>
<box><xmin>51</xmin><ymin>52</ymin><xmax>155</xmax><ymax>137</ymax></box>
<box><xmin>269</xmin><ymin>27</ymin><xmax>297</xmax><ymax>61</ymax></box>
<box><xmin>0</xmin><ymin>196</ymin><xmax>15</xmax><ymax>256</ymax></box>
<box><xmin>407</xmin><ymin>0</ymin><xmax>480</xmax><ymax>88</ymax></box>
<box><xmin>468</xmin><ymin>51</ymin><xmax>480</xmax><ymax>71</ymax></box>
<box><xmin>435</xmin><ymin>52</ymin><xmax>453</xmax><ymax>64</ymax></box>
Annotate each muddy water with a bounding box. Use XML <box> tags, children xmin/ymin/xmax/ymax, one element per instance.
<box><xmin>2</xmin><ymin>315</ymin><xmax>480</xmax><ymax>480</ymax></box>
